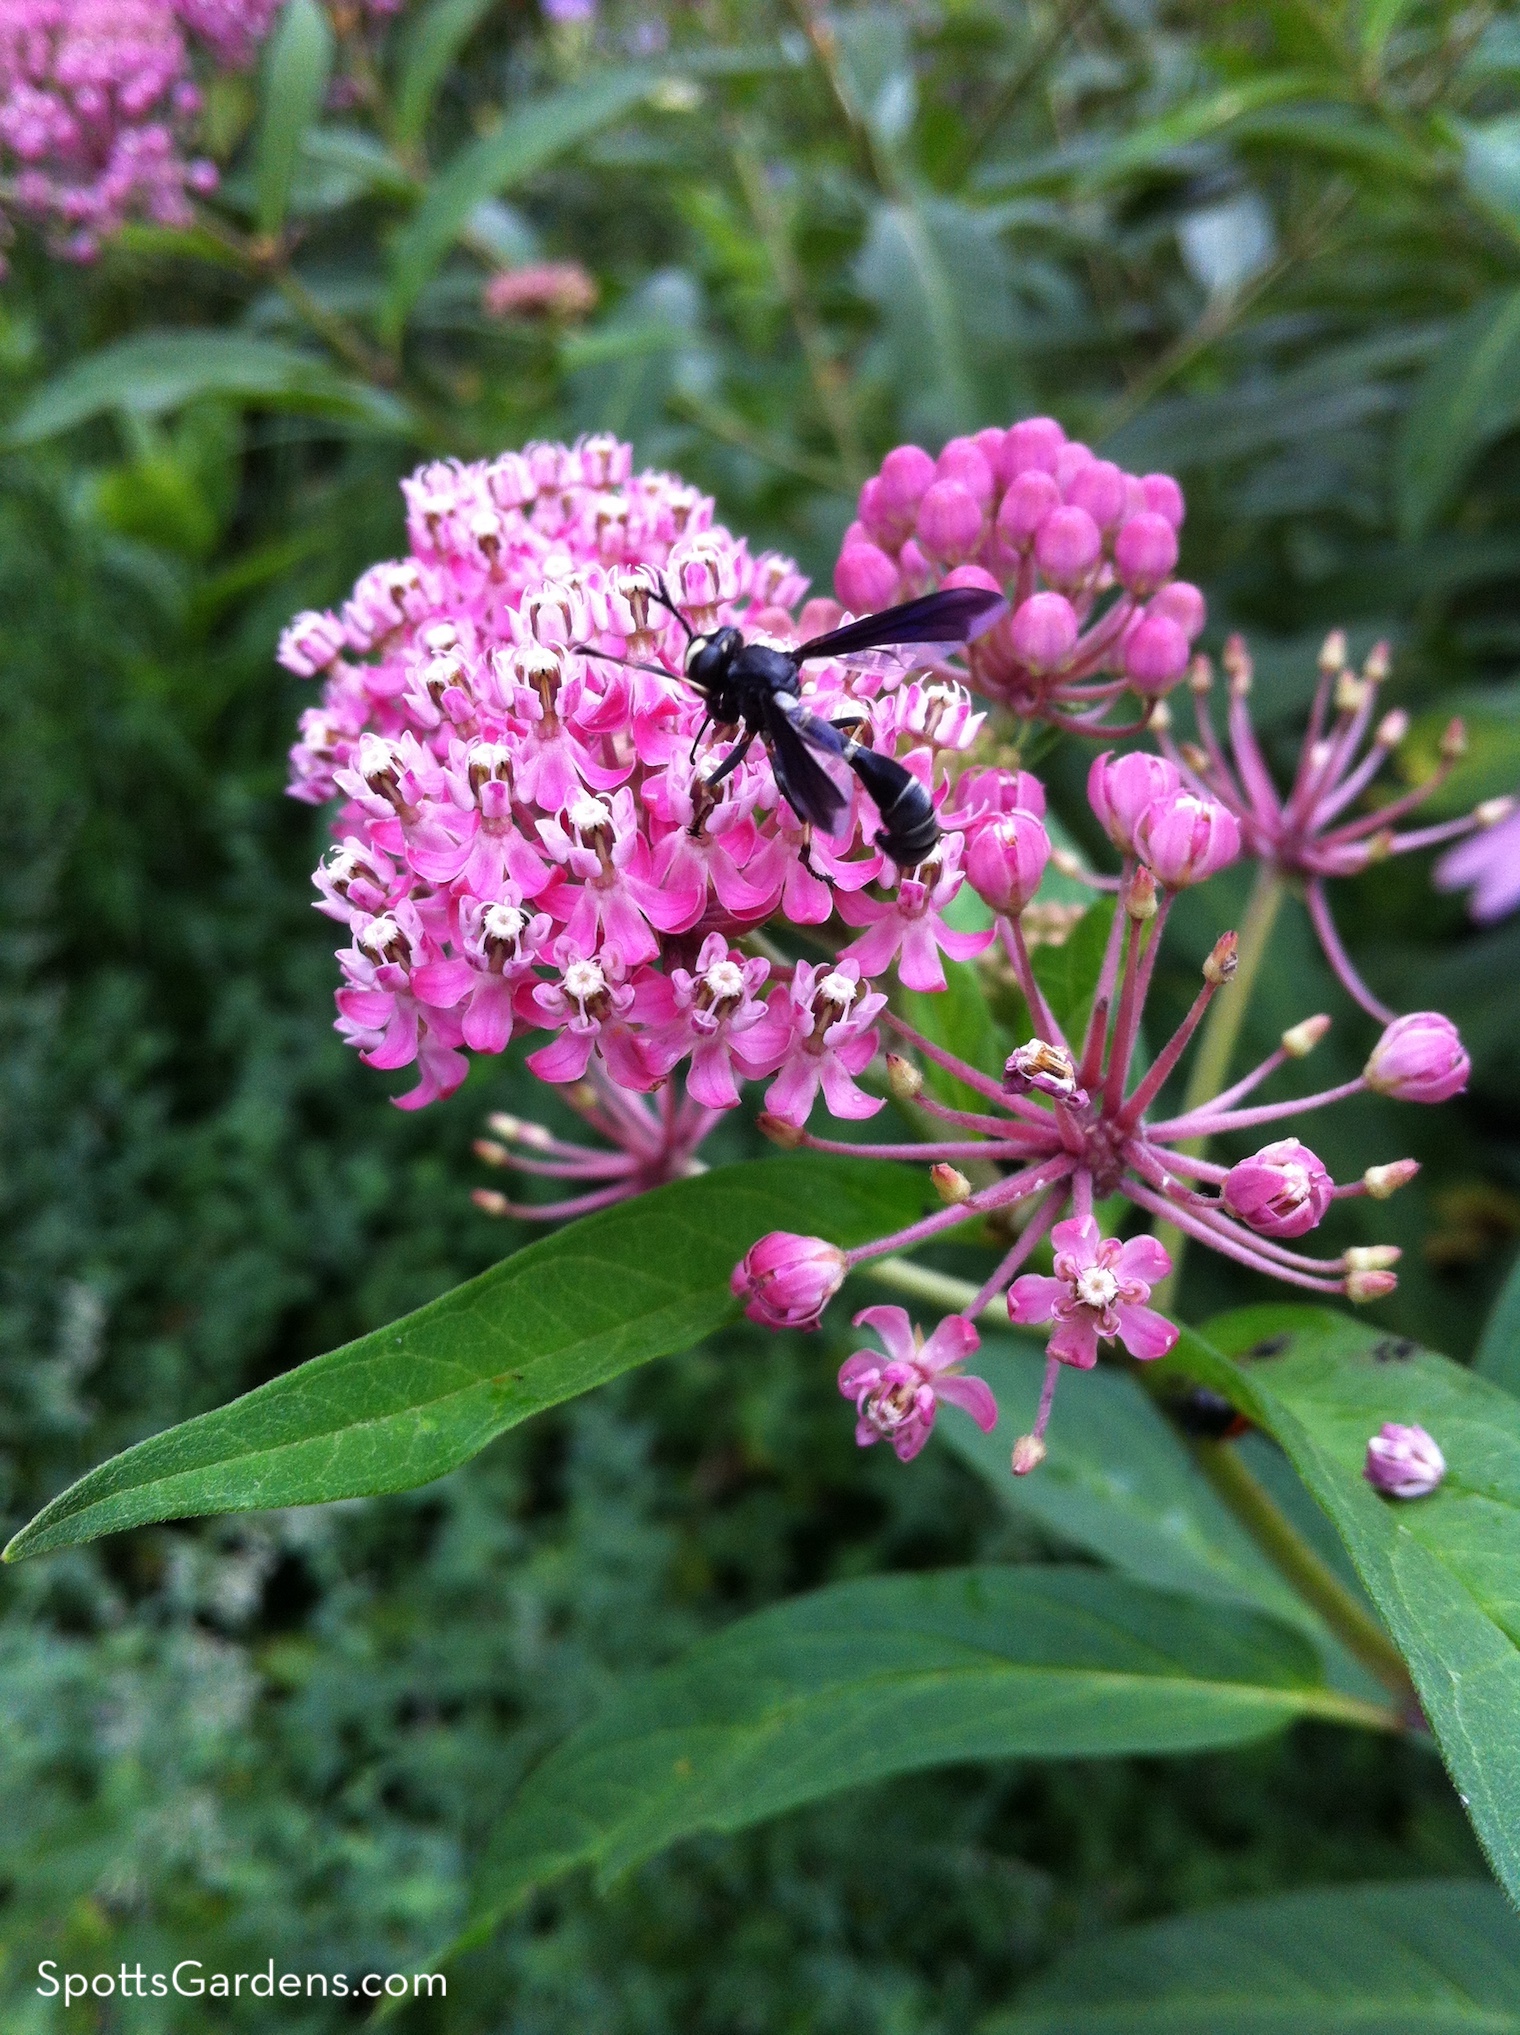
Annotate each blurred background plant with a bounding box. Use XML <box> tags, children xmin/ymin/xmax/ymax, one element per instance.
<box><xmin>3</xmin><ymin>0</ymin><xmax>1520</xmax><ymax>2026</ymax></box>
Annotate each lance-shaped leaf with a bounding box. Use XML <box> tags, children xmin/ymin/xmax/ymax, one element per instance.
<box><xmin>1161</xmin><ymin>1305</ymin><xmax>1520</xmax><ymax>1906</ymax></box>
<box><xmin>458</xmin><ymin>1567</ymin><xmax>1376</xmax><ymax>1950</ymax></box>
<box><xmin>5</xmin><ymin>331</ymin><xmax>413</xmax><ymax>445</ymax></box>
<box><xmin>382</xmin><ymin>70</ymin><xmax>658</xmax><ymax>340</ymax></box>
<box><xmin>989</xmin><ymin>1878</ymin><xmax>1520</xmax><ymax>2033</ymax></box>
<box><xmin>4</xmin><ymin>1156</ymin><xmax>921</xmax><ymax>1561</ymax></box>
<box><xmin>393</xmin><ymin>0</ymin><xmax>500</xmax><ymax>151</ymax></box>
<box><xmin>1397</xmin><ymin>287</ymin><xmax>1520</xmax><ymax>536</ymax></box>
<box><xmin>255</xmin><ymin>0</ymin><xmax>335</xmax><ymax>236</ymax></box>
<box><xmin>1474</xmin><ymin>1251</ymin><xmax>1520</xmax><ymax>1395</ymax></box>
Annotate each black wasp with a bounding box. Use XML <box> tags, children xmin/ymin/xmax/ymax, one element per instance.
<box><xmin>594</xmin><ymin>584</ymin><xmax>1007</xmax><ymax>867</ymax></box>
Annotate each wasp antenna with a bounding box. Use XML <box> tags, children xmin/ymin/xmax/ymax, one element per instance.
<box><xmin>651</xmin><ymin>575</ymin><xmax>695</xmax><ymax>643</ymax></box>
<box><xmin>573</xmin><ymin>642</ymin><xmax>679</xmax><ymax>680</ymax></box>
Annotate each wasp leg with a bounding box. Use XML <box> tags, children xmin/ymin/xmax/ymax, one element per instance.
<box><xmin>702</xmin><ymin>726</ymin><xmax>757</xmax><ymax>789</ymax></box>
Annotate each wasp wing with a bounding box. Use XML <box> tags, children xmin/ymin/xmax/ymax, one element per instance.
<box><xmin>795</xmin><ymin>587</ymin><xmax>1008</xmax><ymax>665</ymax></box>
<box><xmin>763</xmin><ymin>697</ymin><xmax>850</xmax><ymax>835</ymax></box>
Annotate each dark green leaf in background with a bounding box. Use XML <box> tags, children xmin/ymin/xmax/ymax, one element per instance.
<box><xmin>1475</xmin><ymin>1253</ymin><xmax>1520</xmax><ymax>1396</ymax></box>
<box><xmin>4</xmin><ymin>1156</ymin><xmax>922</xmax><ymax>1559</ymax></box>
<box><xmin>393</xmin><ymin>0</ymin><xmax>500</xmax><ymax>152</ymax></box>
<box><xmin>988</xmin><ymin>1879</ymin><xmax>1520</xmax><ymax>2033</ymax></box>
<box><xmin>459</xmin><ymin>1566</ymin><xmax>1371</xmax><ymax>1950</ymax></box>
<box><xmin>1397</xmin><ymin>288</ymin><xmax>1520</xmax><ymax>536</ymax></box>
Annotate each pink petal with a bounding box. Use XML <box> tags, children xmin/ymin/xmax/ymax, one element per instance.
<box><xmin>838</xmin><ymin>1352</ymin><xmax>884</xmax><ymax>1397</ymax></box>
<box><xmin>918</xmin><ymin>1313</ymin><xmax>981</xmax><ymax>1373</ymax></box>
<box><xmin>1116</xmin><ymin>1233</ymin><xmax>1171</xmax><ymax>1286</ymax></box>
<box><xmin>1049</xmin><ymin>1214</ymin><xmax>1101</xmax><ymax>1266</ymax></box>
<box><xmin>851</xmin><ymin>1305</ymin><xmax>917</xmax><ymax>1367</ymax></box>
<box><xmin>1048</xmin><ymin>1315</ymin><xmax>1101</xmax><ymax>1369</ymax></box>
<box><xmin>893</xmin><ymin>1409</ymin><xmax>934</xmax><ymax>1460</ymax></box>
<box><xmin>935</xmin><ymin>1372</ymin><xmax>998</xmax><ymax>1432</ymax></box>
<box><xmin>1007</xmin><ymin>1274</ymin><xmax>1065</xmax><ymax>1327</ymax></box>
<box><xmin>819</xmin><ymin>1056</ymin><xmax>883</xmax><ymax>1119</ymax></box>
<box><xmin>1114</xmin><ymin>1302</ymin><xmax>1179</xmax><ymax>1363</ymax></box>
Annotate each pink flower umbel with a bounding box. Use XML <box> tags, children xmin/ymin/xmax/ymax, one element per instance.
<box><xmin>838</xmin><ymin>1307</ymin><xmax>997</xmax><ymax>1461</ymax></box>
<box><xmin>1365</xmin><ymin>1422</ymin><xmax>1446</xmax><ymax>1500</ymax></box>
<box><xmin>836</xmin><ymin>420</ymin><xmax>1202</xmax><ymax>732</ymax></box>
<box><xmin>1160</xmin><ymin>632</ymin><xmax>1514</xmax><ymax>1019</ymax></box>
<box><xmin>1009</xmin><ymin>1218</ymin><xmax>1178</xmax><ymax>1369</ymax></box>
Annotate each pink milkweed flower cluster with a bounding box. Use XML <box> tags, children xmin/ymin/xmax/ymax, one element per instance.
<box><xmin>1159</xmin><ymin>631</ymin><xmax>1515</xmax><ymax>1021</ymax></box>
<box><xmin>835</xmin><ymin>417</ymin><xmax>1205</xmax><ymax>733</ymax></box>
<box><xmin>282</xmin><ymin>433</ymin><xmax>1026</xmax><ymax>1204</ymax></box>
<box><xmin>731</xmin><ymin>747</ymin><xmax>1461</xmax><ymax>1465</ymax></box>
<box><xmin>0</xmin><ymin>0</ymin><xmax>284</xmax><ymax>261</ymax></box>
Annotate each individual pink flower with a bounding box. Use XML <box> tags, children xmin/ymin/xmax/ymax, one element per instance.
<box><xmin>837</xmin><ymin>835</ymin><xmax>995</xmax><ymax>992</ymax></box>
<box><xmin>1363</xmin><ymin>1012</ymin><xmax>1470</xmax><ymax>1103</ymax></box>
<box><xmin>1087</xmin><ymin>750</ymin><xmax>1182</xmax><ymax>855</ymax></box>
<box><xmin>525</xmin><ymin>941</ymin><xmax>670</xmax><ymax>1092</ymax></box>
<box><xmin>837</xmin><ymin>1306</ymin><xmax>997</xmax><ymax>1461</ymax></box>
<box><xmin>731</xmin><ymin>1232</ymin><xmax>847</xmax><ymax>1330</ymax></box>
<box><xmin>1435</xmin><ymin>803</ymin><xmax>1520</xmax><ymax>924</ymax></box>
<box><xmin>1220</xmin><ymin>1139</ymin><xmax>1334</xmax><ymax>1239</ymax></box>
<box><xmin>749</xmin><ymin>960</ymin><xmax>886</xmax><ymax>1127</ymax></box>
<box><xmin>651</xmin><ymin>935</ymin><xmax>774</xmax><ymax>1108</ymax></box>
<box><xmin>1364</xmin><ymin>1422</ymin><xmax>1446</xmax><ymax>1499</ymax></box>
<box><xmin>1009</xmin><ymin>1216</ymin><xmax>1178</xmax><ymax>1370</ymax></box>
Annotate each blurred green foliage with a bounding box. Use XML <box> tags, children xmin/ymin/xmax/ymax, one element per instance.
<box><xmin>2</xmin><ymin>0</ymin><xmax>1519</xmax><ymax>2025</ymax></box>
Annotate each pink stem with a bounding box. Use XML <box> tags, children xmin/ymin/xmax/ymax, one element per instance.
<box><xmin>1305</xmin><ymin>880</ymin><xmax>1392</xmax><ymax>1022</ymax></box>
<box><xmin>1150</xmin><ymin>1076</ymin><xmax>1367</xmax><ymax>1140</ymax></box>
<box><xmin>1107</xmin><ymin>894</ymin><xmax>1172</xmax><ymax>1108</ymax></box>
<box><xmin>967</xmin><ymin>1187</ymin><xmax>1066</xmax><ymax>1316</ymax></box>
<box><xmin>489</xmin><ymin>1180</ymin><xmax>640</xmax><ymax>1222</ymax></box>
<box><xmin>845</xmin><ymin>1155</ymin><xmax>1076</xmax><ymax>1266</ymax></box>
<box><xmin>1117</xmin><ymin>967</ymin><xmax>1220</xmax><ymax>1128</ymax></box>
<box><xmin>1079</xmin><ymin>880</ymin><xmax>1131</xmax><ymax>1086</ymax></box>
<box><xmin>1001</xmin><ymin>915</ymin><xmax>1069</xmax><ymax>1053</ymax></box>
<box><xmin>1123</xmin><ymin>1180</ymin><xmax>1346</xmax><ymax>1292</ymax></box>
<box><xmin>883</xmin><ymin>1009</ymin><xmax>1017</xmax><ymax>1109</ymax></box>
<box><xmin>1026</xmin><ymin>1351</ymin><xmax>1063</xmax><ymax>1445</ymax></box>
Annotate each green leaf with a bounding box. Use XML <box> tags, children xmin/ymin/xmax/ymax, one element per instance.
<box><xmin>1361</xmin><ymin>0</ymin><xmax>1420</xmax><ymax>60</ymax></box>
<box><xmin>459</xmin><ymin>1567</ymin><xmax>1361</xmax><ymax>1948</ymax></box>
<box><xmin>4</xmin><ymin>331</ymin><xmax>414</xmax><ymax>445</ymax></box>
<box><xmin>942</xmin><ymin>1338</ymin><xmax>1325</xmax><ymax>1626</ymax></box>
<box><xmin>1396</xmin><ymin>287</ymin><xmax>1520</xmax><ymax>536</ymax></box>
<box><xmin>1460</xmin><ymin>116</ymin><xmax>1520</xmax><ymax>239</ymax></box>
<box><xmin>3</xmin><ymin>1157</ymin><xmax>922</xmax><ymax>1561</ymax></box>
<box><xmin>393</xmin><ymin>0</ymin><xmax>499</xmax><ymax>150</ymax></box>
<box><xmin>1166</xmin><ymin>1305</ymin><xmax>1520</xmax><ymax>1903</ymax></box>
<box><xmin>1029</xmin><ymin>895</ymin><xmax>1116</xmax><ymax>1047</ymax></box>
<box><xmin>255</xmin><ymin>0</ymin><xmax>335</xmax><ymax>237</ymax></box>
<box><xmin>990</xmin><ymin>1878</ymin><xmax>1520</xmax><ymax>2032</ymax></box>
<box><xmin>1475</xmin><ymin>1252</ymin><xmax>1520</xmax><ymax>1394</ymax></box>
<box><xmin>854</xmin><ymin>197</ymin><xmax>1017</xmax><ymax>443</ymax></box>
<box><xmin>382</xmin><ymin>70</ymin><xmax>658</xmax><ymax>341</ymax></box>
<box><xmin>1075</xmin><ymin>74</ymin><xmax>1337</xmax><ymax>190</ymax></box>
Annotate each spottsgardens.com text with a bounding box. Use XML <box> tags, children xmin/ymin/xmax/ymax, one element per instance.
<box><xmin>38</xmin><ymin>1961</ymin><xmax>446</xmax><ymax>2007</ymax></box>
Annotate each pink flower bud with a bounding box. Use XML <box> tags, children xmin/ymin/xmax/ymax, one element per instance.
<box><xmin>1009</xmin><ymin>591</ymin><xmax>1078</xmax><ymax>673</ymax></box>
<box><xmin>880</xmin><ymin>443</ymin><xmax>936</xmax><ymax>504</ymax></box>
<box><xmin>1064</xmin><ymin>457</ymin><xmax>1127</xmax><ymax>530</ymax></box>
<box><xmin>834</xmin><ymin>541</ymin><xmax>900</xmax><ymax>613</ymax></box>
<box><xmin>1054</xmin><ymin>442</ymin><xmax>1094</xmax><ymax>491</ymax></box>
<box><xmin>1003</xmin><ymin>417</ymin><xmax>1066</xmax><ymax>475</ymax></box>
<box><xmin>916</xmin><ymin>480</ymin><xmax>985</xmax><ymax>563</ymax></box>
<box><xmin>1123</xmin><ymin>613</ymin><xmax>1191</xmax><ymax>694</ymax></box>
<box><xmin>936</xmin><ymin>435</ymin><xmax>995</xmax><ymax>503</ymax></box>
<box><xmin>856</xmin><ymin>477</ymin><xmax>904</xmax><ymax>547</ymax></box>
<box><xmin>1113</xmin><ymin>512</ymin><xmax>1180</xmax><ymax>593</ymax></box>
<box><xmin>1363</xmin><ymin>1013</ymin><xmax>1470</xmax><ymax>1103</ymax></box>
<box><xmin>1146</xmin><ymin>581</ymin><xmax>1206</xmax><ymax>640</ymax></box>
<box><xmin>1087</xmin><ymin>750</ymin><xmax>1182</xmax><ymax>855</ymax></box>
<box><xmin>1141</xmin><ymin>473</ymin><xmax>1185</xmax><ymax>528</ymax></box>
<box><xmin>1221</xmin><ymin>1138</ymin><xmax>1333</xmax><ymax>1238</ymax></box>
<box><xmin>966</xmin><ymin>809</ymin><xmax>1051</xmax><ymax>915</ymax></box>
<box><xmin>996</xmin><ymin>470</ymin><xmax>1061</xmax><ymax>546</ymax></box>
<box><xmin>1133</xmin><ymin>792</ymin><xmax>1242</xmax><ymax>887</ymax></box>
<box><xmin>731</xmin><ymin>1232</ymin><xmax>847</xmax><ymax>1331</ymax></box>
<box><xmin>1364</xmin><ymin>1422</ymin><xmax>1445</xmax><ymax>1499</ymax></box>
<box><xmin>1034</xmin><ymin>505</ymin><xmax>1102</xmax><ymax>585</ymax></box>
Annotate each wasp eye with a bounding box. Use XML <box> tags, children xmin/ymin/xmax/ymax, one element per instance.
<box><xmin>685</xmin><ymin>635</ymin><xmax>711</xmax><ymax>676</ymax></box>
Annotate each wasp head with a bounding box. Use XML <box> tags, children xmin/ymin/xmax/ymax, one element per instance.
<box><xmin>685</xmin><ymin>627</ymin><xmax>741</xmax><ymax>691</ymax></box>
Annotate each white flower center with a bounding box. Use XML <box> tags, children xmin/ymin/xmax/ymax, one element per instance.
<box><xmin>568</xmin><ymin>793</ymin><xmax>611</xmax><ymax>833</ymax></box>
<box><xmin>703</xmin><ymin>960</ymin><xmax>746</xmax><ymax>1002</ymax></box>
<box><xmin>1277</xmin><ymin>1163</ymin><xmax>1310</xmax><ymax>1207</ymax></box>
<box><xmin>483</xmin><ymin>904</ymin><xmax>526</xmax><ymax>942</ymax></box>
<box><xmin>817</xmin><ymin>971</ymin><xmax>858</xmax><ymax>1011</ymax></box>
<box><xmin>1075</xmin><ymin>1266</ymin><xmax>1119</xmax><ymax>1311</ymax></box>
<box><xmin>564</xmin><ymin>959</ymin><xmax>606</xmax><ymax>1001</ymax></box>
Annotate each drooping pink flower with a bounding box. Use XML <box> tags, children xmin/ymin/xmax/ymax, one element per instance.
<box><xmin>731</xmin><ymin>1232</ymin><xmax>847</xmax><ymax>1330</ymax></box>
<box><xmin>1363</xmin><ymin>1012</ymin><xmax>1470</xmax><ymax>1103</ymax></box>
<box><xmin>1220</xmin><ymin>1139</ymin><xmax>1334</xmax><ymax>1239</ymax></box>
<box><xmin>1008</xmin><ymin>1217</ymin><xmax>1178</xmax><ymax>1370</ymax></box>
<box><xmin>1364</xmin><ymin>1422</ymin><xmax>1446</xmax><ymax>1499</ymax></box>
<box><xmin>1132</xmin><ymin>790</ymin><xmax>1241</xmax><ymax>888</ymax></box>
<box><xmin>837</xmin><ymin>1306</ymin><xmax>997</xmax><ymax>1461</ymax></box>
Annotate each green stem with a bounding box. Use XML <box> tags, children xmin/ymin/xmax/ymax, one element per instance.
<box><xmin>1149</xmin><ymin>867</ymin><xmax>1284</xmax><ymax>1312</ymax></box>
<box><xmin>860</xmin><ymin>1251</ymin><xmax>1413</xmax><ymax>1723</ymax></box>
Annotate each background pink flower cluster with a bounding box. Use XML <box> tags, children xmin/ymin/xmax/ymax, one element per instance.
<box><xmin>283</xmin><ymin>433</ymin><xmax>1028</xmax><ymax>1112</ymax></box>
<box><xmin>835</xmin><ymin>417</ymin><xmax>1206</xmax><ymax>730</ymax></box>
<box><xmin>0</xmin><ymin>0</ymin><xmax>279</xmax><ymax>259</ymax></box>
